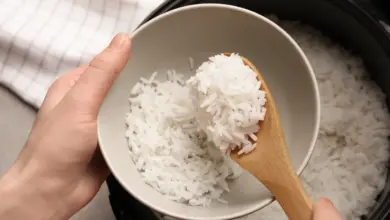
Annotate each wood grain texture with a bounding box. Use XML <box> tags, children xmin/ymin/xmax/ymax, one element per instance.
<box><xmin>229</xmin><ymin>54</ymin><xmax>313</xmax><ymax>220</ymax></box>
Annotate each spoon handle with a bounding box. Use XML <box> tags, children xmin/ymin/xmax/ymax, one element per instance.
<box><xmin>261</xmin><ymin>166</ymin><xmax>313</xmax><ymax>220</ymax></box>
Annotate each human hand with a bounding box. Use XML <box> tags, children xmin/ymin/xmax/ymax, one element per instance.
<box><xmin>0</xmin><ymin>33</ymin><xmax>131</xmax><ymax>220</ymax></box>
<box><xmin>312</xmin><ymin>198</ymin><xmax>343</xmax><ymax>220</ymax></box>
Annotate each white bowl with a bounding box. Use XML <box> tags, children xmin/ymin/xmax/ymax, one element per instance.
<box><xmin>98</xmin><ymin>4</ymin><xmax>320</xmax><ymax>220</ymax></box>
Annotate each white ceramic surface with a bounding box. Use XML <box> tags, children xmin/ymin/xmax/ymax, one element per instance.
<box><xmin>98</xmin><ymin>4</ymin><xmax>320</xmax><ymax>220</ymax></box>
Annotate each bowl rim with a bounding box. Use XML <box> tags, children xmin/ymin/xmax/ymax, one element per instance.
<box><xmin>98</xmin><ymin>3</ymin><xmax>321</xmax><ymax>220</ymax></box>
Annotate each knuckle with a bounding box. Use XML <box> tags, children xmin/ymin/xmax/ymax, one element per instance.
<box><xmin>89</xmin><ymin>48</ymin><xmax>120</xmax><ymax>73</ymax></box>
<box><xmin>90</xmin><ymin>56</ymin><xmax>112</xmax><ymax>73</ymax></box>
<box><xmin>89</xmin><ymin>51</ymin><xmax>120</xmax><ymax>74</ymax></box>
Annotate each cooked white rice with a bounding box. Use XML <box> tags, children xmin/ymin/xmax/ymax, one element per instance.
<box><xmin>125</xmin><ymin>53</ymin><xmax>265</xmax><ymax>206</ymax></box>
<box><xmin>188</xmin><ymin>53</ymin><xmax>266</xmax><ymax>155</ymax></box>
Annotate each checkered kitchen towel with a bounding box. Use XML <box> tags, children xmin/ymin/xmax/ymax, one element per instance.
<box><xmin>0</xmin><ymin>0</ymin><xmax>164</xmax><ymax>108</ymax></box>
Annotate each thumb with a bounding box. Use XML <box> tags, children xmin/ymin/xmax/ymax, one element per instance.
<box><xmin>38</xmin><ymin>65</ymin><xmax>88</xmax><ymax>119</ymax></box>
<box><xmin>64</xmin><ymin>33</ymin><xmax>131</xmax><ymax>116</ymax></box>
<box><xmin>312</xmin><ymin>198</ymin><xmax>342</xmax><ymax>220</ymax></box>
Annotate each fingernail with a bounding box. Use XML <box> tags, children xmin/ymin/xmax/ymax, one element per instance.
<box><xmin>109</xmin><ymin>33</ymin><xmax>131</xmax><ymax>50</ymax></box>
<box><xmin>319</xmin><ymin>198</ymin><xmax>334</xmax><ymax>207</ymax></box>
<box><xmin>325</xmin><ymin>198</ymin><xmax>334</xmax><ymax>206</ymax></box>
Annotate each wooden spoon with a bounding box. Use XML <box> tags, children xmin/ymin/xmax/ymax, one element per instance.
<box><xmin>226</xmin><ymin>53</ymin><xmax>313</xmax><ymax>220</ymax></box>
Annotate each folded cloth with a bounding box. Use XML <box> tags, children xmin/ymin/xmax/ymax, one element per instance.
<box><xmin>0</xmin><ymin>0</ymin><xmax>164</xmax><ymax>107</ymax></box>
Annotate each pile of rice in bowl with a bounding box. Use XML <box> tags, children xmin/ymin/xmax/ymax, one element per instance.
<box><xmin>125</xmin><ymin>53</ymin><xmax>266</xmax><ymax>206</ymax></box>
